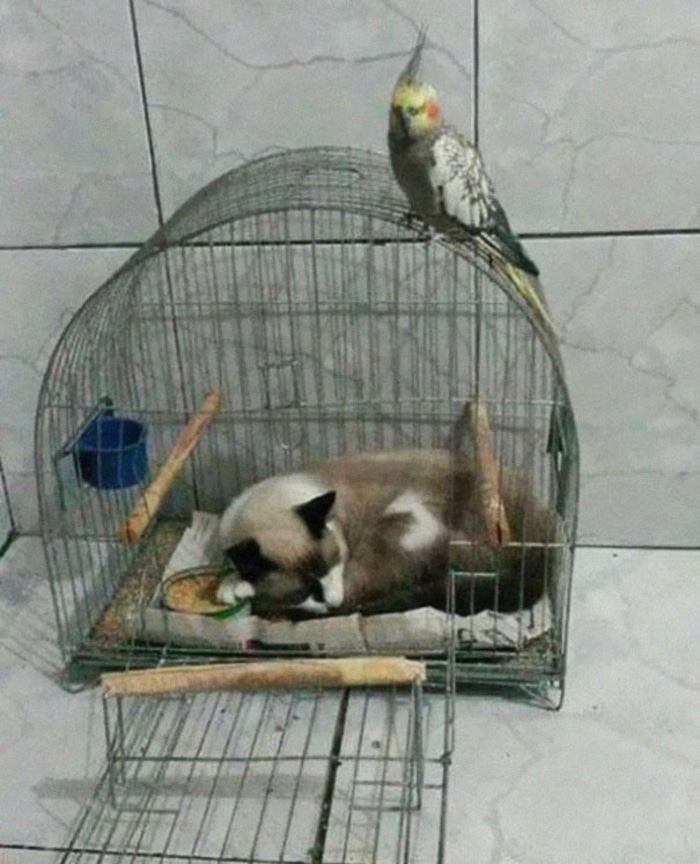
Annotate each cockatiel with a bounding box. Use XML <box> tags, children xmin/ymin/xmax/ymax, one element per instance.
<box><xmin>388</xmin><ymin>30</ymin><xmax>553</xmax><ymax>330</ymax></box>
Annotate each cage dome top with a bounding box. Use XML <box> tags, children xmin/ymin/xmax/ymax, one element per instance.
<box><xmin>130</xmin><ymin>146</ymin><xmax>565</xmax><ymax>375</ymax></box>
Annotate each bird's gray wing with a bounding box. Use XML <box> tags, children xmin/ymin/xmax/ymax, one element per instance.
<box><xmin>429</xmin><ymin>129</ymin><xmax>540</xmax><ymax>276</ymax></box>
<box><xmin>428</xmin><ymin>130</ymin><xmax>495</xmax><ymax>230</ymax></box>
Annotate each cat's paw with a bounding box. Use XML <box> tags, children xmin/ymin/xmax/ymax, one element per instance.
<box><xmin>217</xmin><ymin>578</ymin><xmax>254</xmax><ymax>605</ymax></box>
<box><xmin>295</xmin><ymin>595</ymin><xmax>329</xmax><ymax>616</ymax></box>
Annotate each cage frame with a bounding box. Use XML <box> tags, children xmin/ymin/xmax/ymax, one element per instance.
<box><xmin>35</xmin><ymin>147</ymin><xmax>579</xmax><ymax>705</ymax></box>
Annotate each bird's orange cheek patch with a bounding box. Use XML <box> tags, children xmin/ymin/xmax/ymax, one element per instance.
<box><xmin>426</xmin><ymin>100</ymin><xmax>440</xmax><ymax>121</ymax></box>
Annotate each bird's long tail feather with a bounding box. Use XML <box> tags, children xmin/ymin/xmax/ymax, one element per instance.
<box><xmin>494</xmin><ymin>226</ymin><xmax>539</xmax><ymax>277</ymax></box>
<box><xmin>504</xmin><ymin>263</ymin><xmax>554</xmax><ymax>333</ymax></box>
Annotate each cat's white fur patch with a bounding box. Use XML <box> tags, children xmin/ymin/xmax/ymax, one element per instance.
<box><xmin>219</xmin><ymin>474</ymin><xmax>329</xmax><ymax>542</ymax></box>
<box><xmin>321</xmin><ymin>562</ymin><xmax>345</xmax><ymax>608</ymax></box>
<box><xmin>274</xmin><ymin>474</ymin><xmax>330</xmax><ymax>508</ymax></box>
<box><xmin>386</xmin><ymin>490</ymin><xmax>444</xmax><ymax>552</ymax></box>
<box><xmin>320</xmin><ymin>518</ymin><xmax>348</xmax><ymax>608</ymax></box>
<box><xmin>233</xmin><ymin>580</ymin><xmax>256</xmax><ymax>600</ymax></box>
<box><xmin>218</xmin><ymin>487</ymin><xmax>253</xmax><ymax>540</ymax></box>
<box><xmin>296</xmin><ymin>595</ymin><xmax>329</xmax><ymax>615</ymax></box>
<box><xmin>216</xmin><ymin>577</ymin><xmax>255</xmax><ymax>605</ymax></box>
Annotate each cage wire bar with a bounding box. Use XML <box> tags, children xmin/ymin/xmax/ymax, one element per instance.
<box><xmin>35</xmin><ymin>147</ymin><xmax>579</xmax><ymax>701</ymax></box>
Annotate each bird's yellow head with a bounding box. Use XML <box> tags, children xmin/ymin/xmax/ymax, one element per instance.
<box><xmin>389</xmin><ymin>28</ymin><xmax>442</xmax><ymax>140</ymax></box>
<box><xmin>390</xmin><ymin>82</ymin><xmax>442</xmax><ymax>139</ymax></box>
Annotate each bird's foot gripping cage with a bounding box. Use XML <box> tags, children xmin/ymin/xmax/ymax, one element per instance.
<box><xmin>36</xmin><ymin>146</ymin><xmax>578</xmax><ymax>706</ymax></box>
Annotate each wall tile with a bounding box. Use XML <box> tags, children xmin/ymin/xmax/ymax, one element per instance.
<box><xmin>134</xmin><ymin>0</ymin><xmax>474</xmax><ymax>218</ymax></box>
<box><xmin>2</xmin><ymin>2</ymin><xmax>698</xmax><ymax>546</ymax></box>
<box><xmin>11</xmin><ymin>236</ymin><xmax>696</xmax><ymax>546</ymax></box>
<box><xmin>480</xmin><ymin>1</ymin><xmax>700</xmax><ymax>232</ymax></box>
<box><xmin>532</xmin><ymin>234</ymin><xmax>700</xmax><ymax>545</ymax></box>
<box><xmin>0</xmin><ymin>0</ymin><xmax>157</xmax><ymax>244</ymax></box>
<box><xmin>0</xmin><ymin>249</ymin><xmax>132</xmax><ymax>531</ymax></box>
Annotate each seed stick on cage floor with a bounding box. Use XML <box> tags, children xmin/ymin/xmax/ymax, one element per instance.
<box><xmin>120</xmin><ymin>390</ymin><xmax>221</xmax><ymax>544</ymax></box>
<box><xmin>101</xmin><ymin>657</ymin><xmax>427</xmax><ymax>698</ymax></box>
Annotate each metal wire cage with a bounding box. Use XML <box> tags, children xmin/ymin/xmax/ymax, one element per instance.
<box><xmin>35</xmin><ymin>146</ymin><xmax>579</xmax><ymax>700</ymax></box>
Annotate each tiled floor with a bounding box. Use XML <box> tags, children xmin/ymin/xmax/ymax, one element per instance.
<box><xmin>0</xmin><ymin>538</ymin><xmax>698</xmax><ymax>863</ymax></box>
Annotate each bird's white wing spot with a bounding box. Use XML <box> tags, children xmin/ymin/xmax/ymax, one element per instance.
<box><xmin>430</xmin><ymin>133</ymin><xmax>492</xmax><ymax>228</ymax></box>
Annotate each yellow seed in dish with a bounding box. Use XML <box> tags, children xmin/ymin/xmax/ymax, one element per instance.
<box><xmin>164</xmin><ymin>570</ymin><xmax>229</xmax><ymax>615</ymax></box>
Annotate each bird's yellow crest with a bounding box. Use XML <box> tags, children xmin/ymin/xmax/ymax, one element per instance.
<box><xmin>389</xmin><ymin>28</ymin><xmax>442</xmax><ymax>139</ymax></box>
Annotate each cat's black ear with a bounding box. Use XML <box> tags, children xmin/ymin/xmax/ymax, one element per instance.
<box><xmin>225</xmin><ymin>538</ymin><xmax>276</xmax><ymax>581</ymax></box>
<box><xmin>295</xmin><ymin>490</ymin><xmax>336</xmax><ymax>540</ymax></box>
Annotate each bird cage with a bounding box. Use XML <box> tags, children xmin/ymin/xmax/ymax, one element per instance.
<box><xmin>35</xmin><ymin>146</ymin><xmax>578</xmax><ymax>705</ymax></box>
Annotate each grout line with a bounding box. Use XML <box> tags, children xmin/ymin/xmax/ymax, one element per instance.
<box><xmin>472</xmin><ymin>0</ymin><xmax>479</xmax><ymax>146</ymax></box>
<box><xmin>522</xmin><ymin>227</ymin><xmax>700</xmax><ymax>240</ymax></box>
<box><xmin>0</xmin><ymin>457</ymin><xmax>17</xmax><ymax>541</ymax></box>
<box><xmin>0</xmin><ymin>531</ymin><xmax>17</xmax><ymax>560</ymax></box>
<box><xmin>4</xmin><ymin>532</ymin><xmax>699</xmax><ymax>554</ymax></box>
<box><xmin>575</xmin><ymin>543</ymin><xmax>700</xmax><ymax>552</ymax></box>
<box><xmin>310</xmin><ymin>688</ymin><xmax>350</xmax><ymax>864</ymax></box>
<box><xmin>128</xmin><ymin>0</ymin><xmax>165</xmax><ymax>228</ymax></box>
<box><xmin>0</xmin><ymin>228</ymin><xmax>697</xmax><ymax>254</ymax></box>
<box><xmin>0</xmin><ymin>242</ymin><xmax>142</xmax><ymax>251</ymax></box>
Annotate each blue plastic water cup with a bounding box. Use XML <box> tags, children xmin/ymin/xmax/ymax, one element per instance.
<box><xmin>76</xmin><ymin>416</ymin><xmax>148</xmax><ymax>489</ymax></box>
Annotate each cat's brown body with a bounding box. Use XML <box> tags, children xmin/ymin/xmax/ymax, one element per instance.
<box><xmin>217</xmin><ymin>449</ymin><xmax>559</xmax><ymax>619</ymax></box>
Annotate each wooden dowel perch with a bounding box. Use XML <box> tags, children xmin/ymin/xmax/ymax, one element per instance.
<box><xmin>120</xmin><ymin>390</ymin><xmax>221</xmax><ymax>544</ymax></box>
<box><xmin>102</xmin><ymin>657</ymin><xmax>426</xmax><ymax>698</ymax></box>
<box><xmin>467</xmin><ymin>401</ymin><xmax>512</xmax><ymax>547</ymax></box>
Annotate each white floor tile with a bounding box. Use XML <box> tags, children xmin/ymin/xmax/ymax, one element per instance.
<box><xmin>0</xmin><ymin>539</ymin><xmax>102</xmax><ymax>847</ymax></box>
<box><xmin>0</xmin><ymin>540</ymin><xmax>698</xmax><ymax>862</ymax></box>
<box><xmin>447</xmin><ymin>547</ymin><xmax>700</xmax><ymax>864</ymax></box>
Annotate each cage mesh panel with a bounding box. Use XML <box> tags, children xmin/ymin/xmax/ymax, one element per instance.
<box><xmin>61</xmin><ymin>685</ymin><xmax>446</xmax><ymax>864</ymax></box>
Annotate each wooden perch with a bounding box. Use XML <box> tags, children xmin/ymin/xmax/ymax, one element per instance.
<box><xmin>101</xmin><ymin>657</ymin><xmax>427</xmax><ymax>698</ymax></box>
<box><xmin>120</xmin><ymin>390</ymin><xmax>221</xmax><ymax>544</ymax></box>
<box><xmin>467</xmin><ymin>401</ymin><xmax>512</xmax><ymax>547</ymax></box>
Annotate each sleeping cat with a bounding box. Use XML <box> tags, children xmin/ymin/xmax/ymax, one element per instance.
<box><xmin>217</xmin><ymin>449</ymin><xmax>559</xmax><ymax>619</ymax></box>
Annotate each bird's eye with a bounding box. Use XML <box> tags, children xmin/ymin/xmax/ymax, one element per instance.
<box><xmin>406</xmin><ymin>106</ymin><xmax>420</xmax><ymax>116</ymax></box>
